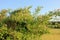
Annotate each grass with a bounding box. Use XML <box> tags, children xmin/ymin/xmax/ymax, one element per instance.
<box><xmin>40</xmin><ymin>28</ymin><xmax>60</xmax><ymax>40</ymax></box>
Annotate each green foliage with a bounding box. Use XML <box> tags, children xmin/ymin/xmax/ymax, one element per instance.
<box><xmin>48</xmin><ymin>22</ymin><xmax>60</xmax><ymax>28</ymax></box>
<box><xmin>0</xmin><ymin>6</ymin><xmax>49</xmax><ymax>40</ymax></box>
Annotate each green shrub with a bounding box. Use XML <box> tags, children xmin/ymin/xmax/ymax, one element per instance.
<box><xmin>0</xmin><ymin>6</ymin><xmax>49</xmax><ymax>40</ymax></box>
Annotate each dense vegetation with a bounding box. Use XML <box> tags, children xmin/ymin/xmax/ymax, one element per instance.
<box><xmin>0</xmin><ymin>6</ymin><xmax>60</xmax><ymax>40</ymax></box>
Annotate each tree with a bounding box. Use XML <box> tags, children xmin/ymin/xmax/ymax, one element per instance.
<box><xmin>0</xmin><ymin>6</ymin><xmax>49</xmax><ymax>40</ymax></box>
<box><xmin>48</xmin><ymin>9</ymin><xmax>60</xmax><ymax>16</ymax></box>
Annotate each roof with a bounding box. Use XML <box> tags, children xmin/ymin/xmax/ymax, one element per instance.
<box><xmin>49</xmin><ymin>16</ymin><xmax>60</xmax><ymax>22</ymax></box>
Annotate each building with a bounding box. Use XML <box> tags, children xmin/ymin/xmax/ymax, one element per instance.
<box><xmin>49</xmin><ymin>15</ymin><xmax>60</xmax><ymax>28</ymax></box>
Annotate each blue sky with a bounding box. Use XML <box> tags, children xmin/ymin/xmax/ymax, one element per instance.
<box><xmin>0</xmin><ymin>0</ymin><xmax>60</xmax><ymax>14</ymax></box>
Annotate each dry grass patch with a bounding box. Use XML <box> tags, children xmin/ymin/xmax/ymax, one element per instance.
<box><xmin>41</xmin><ymin>34</ymin><xmax>60</xmax><ymax>40</ymax></box>
<box><xmin>41</xmin><ymin>28</ymin><xmax>60</xmax><ymax>40</ymax></box>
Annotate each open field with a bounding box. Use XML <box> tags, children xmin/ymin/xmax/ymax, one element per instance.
<box><xmin>41</xmin><ymin>29</ymin><xmax>60</xmax><ymax>40</ymax></box>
